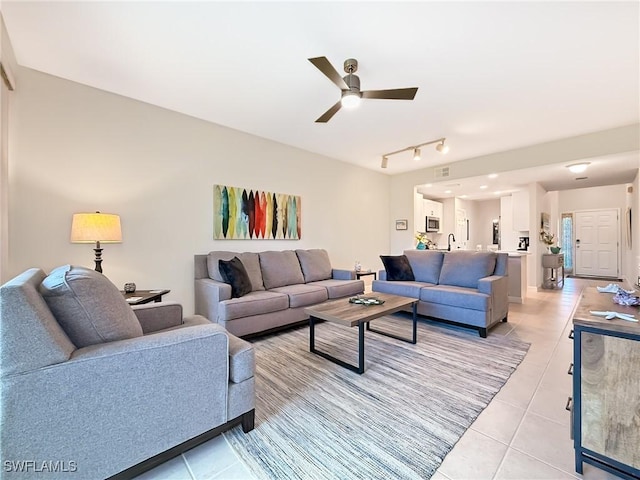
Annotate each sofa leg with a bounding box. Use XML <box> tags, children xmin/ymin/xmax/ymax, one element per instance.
<box><xmin>241</xmin><ymin>409</ymin><xmax>255</xmax><ymax>433</ymax></box>
<box><xmin>479</xmin><ymin>328</ymin><xmax>487</xmax><ymax>338</ymax></box>
<box><xmin>502</xmin><ymin>315</ymin><xmax>508</xmax><ymax>323</ymax></box>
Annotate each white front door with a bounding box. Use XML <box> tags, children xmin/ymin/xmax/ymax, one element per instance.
<box><xmin>574</xmin><ymin>209</ymin><xmax>619</xmax><ymax>278</ymax></box>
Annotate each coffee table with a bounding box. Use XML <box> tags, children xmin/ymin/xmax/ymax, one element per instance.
<box><xmin>303</xmin><ymin>292</ymin><xmax>418</xmax><ymax>374</ymax></box>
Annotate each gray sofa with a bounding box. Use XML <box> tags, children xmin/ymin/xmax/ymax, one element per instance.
<box><xmin>195</xmin><ymin>249</ymin><xmax>364</xmax><ymax>337</ymax></box>
<box><xmin>373</xmin><ymin>250</ymin><xmax>509</xmax><ymax>337</ymax></box>
<box><xmin>1</xmin><ymin>266</ymin><xmax>255</xmax><ymax>479</ymax></box>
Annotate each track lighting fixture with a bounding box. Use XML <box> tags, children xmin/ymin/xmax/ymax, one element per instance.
<box><xmin>436</xmin><ymin>140</ymin><xmax>449</xmax><ymax>154</ymax></box>
<box><xmin>380</xmin><ymin>137</ymin><xmax>449</xmax><ymax>169</ymax></box>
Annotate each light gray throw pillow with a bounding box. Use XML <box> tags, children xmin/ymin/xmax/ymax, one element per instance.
<box><xmin>207</xmin><ymin>251</ymin><xmax>265</xmax><ymax>291</ymax></box>
<box><xmin>259</xmin><ymin>251</ymin><xmax>305</xmax><ymax>289</ymax></box>
<box><xmin>438</xmin><ymin>252</ymin><xmax>497</xmax><ymax>289</ymax></box>
<box><xmin>296</xmin><ymin>249</ymin><xmax>332</xmax><ymax>282</ymax></box>
<box><xmin>39</xmin><ymin>265</ymin><xmax>143</xmax><ymax>348</ymax></box>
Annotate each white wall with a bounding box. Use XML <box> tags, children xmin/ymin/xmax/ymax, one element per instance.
<box><xmin>558</xmin><ymin>183</ymin><xmax>634</xmax><ymax>281</ymax></box>
<box><xmin>8</xmin><ymin>68</ymin><xmax>391</xmax><ymax>314</ymax></box>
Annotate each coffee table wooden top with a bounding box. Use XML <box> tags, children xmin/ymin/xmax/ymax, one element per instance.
<box><xmin>304</xmin><ymin>293</ymin><xmax>417</xmax><ymax>327</ymax></box>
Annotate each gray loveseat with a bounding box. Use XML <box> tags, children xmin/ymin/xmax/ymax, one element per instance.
<box><xmin>1</xmin><ymin>266</ymin><xmax>255</xmax><ymax>479</ymax></box>
<box><xmin>195</xmin><ymin>249</ymin><xmax>364</xmax><ymax>337</ymax></box>
<box><xmin>373</xmin><ymin>250</ymin><xmax>509</xmax><ymax>337</ymax></box>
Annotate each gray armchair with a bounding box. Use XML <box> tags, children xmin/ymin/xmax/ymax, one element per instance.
<box><xmin>0</xmin><ymin>266</ymin><xmax>255</xmax><ymax>479</ymax></box>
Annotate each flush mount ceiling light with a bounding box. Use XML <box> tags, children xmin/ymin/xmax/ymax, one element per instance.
<box><xmin>341</xmin><ymin>90</ymin><xmax>361</xmax><ymax>109</ymax></box>
<box><xmin>566</xmin><ymin>162</ymin><xmax>590</xmax><ymax>174</ymax></box>
<box><xmin>380</xmin><ymin>137</ymin><xmax>449</xmax><ymax>168</ymax></box>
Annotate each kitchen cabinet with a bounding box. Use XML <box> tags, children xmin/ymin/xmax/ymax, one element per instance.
<box><xmin>424</xmin><ymin>199</ymin><xmax>443</xmax><ymax>233</ymax></box>
<box><xmin>512</xmin><ymin>190</ymin><xmax>530</xmax><ymax>232</ymax></box>
<box><xmin>571</xmin><ymin>286</ymin><xmax>640</xmax><ymax>479</ymax></box>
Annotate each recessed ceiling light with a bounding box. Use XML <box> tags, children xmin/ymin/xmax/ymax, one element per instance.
<box><xmin>480</xmin><ymin>185</ymin><xmax>488</xmax><ymax>189</ymax></box>
<box><xmin>494</xmin><ymin>191</ymin><xmax>501</xmax><ymax>195</ymax></box>
<box><xmin>444</xmin><ymin>190</ymin><xmax>452</xmax><ymax>194</ymax></box>
<box><xmin>460</xmin><ymin>195</ymin><xmax>468</xmax><ymax>199</ymax></box>
<box><xmin>425</xmin><ymin>184</ymin><xmax>432</xmax><ymax>188</ymax></box>
<box><xmin>566</xmin><ymin>162</ymin><xmax>590</xmax><ymax>173</ymax></box>
<box><xmin>488</xmin><ymin>173</ymin><xmax>498</xmax><ymax>179</ymax></box>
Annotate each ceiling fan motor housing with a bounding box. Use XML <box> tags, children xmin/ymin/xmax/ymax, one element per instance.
<box><xmin>342</xmin><ymin>73</ymin><xmax>360</xmax><ymax>93</ymax></box>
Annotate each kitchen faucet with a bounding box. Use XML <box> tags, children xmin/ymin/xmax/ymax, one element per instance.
<box><xmin>447</xmin><ymin>233</ymin><xmax>456</xmax><ymax>251</ymax></box>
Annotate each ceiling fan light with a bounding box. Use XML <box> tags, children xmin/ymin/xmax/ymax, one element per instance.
<box><xmin>566</xmin><ymin>162</ymin><xmax>590</xmax><ymax>173</ymax></box>
<box><xmin>436</xmin><ymin>141</ymin><xmax>449</xmax><ymax>154</ymax></box>
<box><xmin>413</xmin><ymin>148</ymin><xmax>421</xmax><ymax>161</ymax></box>
<box><xmin>341</xmin><ymin>91</ymin><xmax>361</xmax><ymax>109</ymax></box>
<box><xmin>381</xmin><ymin>156</ymin><xmax>388</xmax><ymax>168</ymax></box>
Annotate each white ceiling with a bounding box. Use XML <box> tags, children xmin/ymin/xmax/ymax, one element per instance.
<box><xmin>1</xmin><ymin>1</ymin><xmax>639</xmax><ymax>198</ymax></box>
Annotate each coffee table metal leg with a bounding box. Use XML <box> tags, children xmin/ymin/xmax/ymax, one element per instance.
<box><xmin>309</xmin><ymin>315</ymin><xmax>365</xmax><ymax>374</ymax></box>
<box><xmin>365</xmin><ymin>302</ymin><xmax>418</xmax><ymax>345</ymax></box>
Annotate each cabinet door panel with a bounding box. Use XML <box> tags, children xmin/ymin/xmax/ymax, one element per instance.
<box><xmin>581</xmin><ymin>332</ymin><xmax>640</xmax><ymax>469</ymax></box>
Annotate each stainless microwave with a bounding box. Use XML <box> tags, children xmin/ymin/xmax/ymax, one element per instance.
<box><xmin>426</xmin><ymin>216</ymin><xmax>440</xmax><ymax>232</ymax></box>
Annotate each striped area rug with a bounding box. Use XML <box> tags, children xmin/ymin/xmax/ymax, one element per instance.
<box><xmin>225</xmin><ymin>314</ymin><xmax>529</xmax><ymax>479</ymax></box>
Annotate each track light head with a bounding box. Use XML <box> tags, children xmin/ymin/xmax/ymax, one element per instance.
<box><xmin>436</xmin><ymin>140</ymin><xmax>449</xmax><ymax>154</ymax></box>
<box><xmin>381</xmin><ymin>156</ymin><xmax>388</xmax><ymax>168</ymax></box>
<box><xmin>413</xmin><ymin>148</ymin><xmax>421</xmax><ymax>161</ymax></box>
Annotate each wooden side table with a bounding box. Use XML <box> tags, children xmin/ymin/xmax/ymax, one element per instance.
<box><xmin>121</xmin><ymin>289</ymin><xmax>170</xmax><ymax>305</ymax></box>
<box><xmin>355</xmin><ymin>271</ymin><xmax>377</xmax><ymax>281</ymax></box>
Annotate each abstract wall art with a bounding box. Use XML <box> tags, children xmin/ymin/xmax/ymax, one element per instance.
<box><xmin>213</xmin><ymin>185</ymin><xmax>301</xmax><ymax>239</ymax></box>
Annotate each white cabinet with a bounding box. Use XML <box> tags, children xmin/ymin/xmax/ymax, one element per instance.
<box><xmin>512</xmin><ymin>190</ymin><xmax>530</xmax><ymax>232</ymax></box>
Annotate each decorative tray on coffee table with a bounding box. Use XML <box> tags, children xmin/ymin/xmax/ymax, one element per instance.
<box><xmin>349</xmin><ymin>296</ymin><xmax>385</xmax><ymax>306</ymax></box>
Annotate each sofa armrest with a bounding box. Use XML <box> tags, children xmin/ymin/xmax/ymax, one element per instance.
<box><xmin>195</xmin><ymin>278</ymin><xmax>232</xmax><ymax>323</ymax></box>
<box><xmin>2</xmin><ymin>324</ymin><xmax>230</xmax><ymax>478</ymax></box>
<box><xmin>478</xmin><ymin>275</ymin><xmax>509</xmax><ymax>323</ymax></box>
<box><xmin>378</xmin><ymin>270</ymin><xmax>387</xmax><ymax>281</ymax></box>
<box><xmin>332</xmin><ymin>269</ymin><xmax>356</xmax><ymax>280</ymax></box>
<box><xmin>132</xmin><ymin>301</ymin><xmax>183</xmax><ymax>333</ymax></box>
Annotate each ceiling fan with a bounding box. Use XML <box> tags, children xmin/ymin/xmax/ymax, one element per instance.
<box><xmin>308</xmin><ymin>56</ymin><xmax>418</xmax><ymax>123</ymax></box>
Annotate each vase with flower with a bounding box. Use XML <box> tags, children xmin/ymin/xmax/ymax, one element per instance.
<box><xmin>415</xmin><ymin>232</ymin><xmax>428</xmax><ymax>250</ymax></box>
<box><xmin>540</xmin><ymin>229</ymin><xmax>560</xmax><ymax>253</ymax></box>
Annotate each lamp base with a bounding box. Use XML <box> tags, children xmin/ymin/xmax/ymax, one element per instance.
<box><xmin>93</xmin><ymin>247</ymin><xmax>103</xmax><ymax>273</ymax></box>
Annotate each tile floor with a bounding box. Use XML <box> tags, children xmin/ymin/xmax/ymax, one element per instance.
<box><xmin>136</xmin><ymin>277</ymin><xmax>623</xmax><ymax>480</ymax></box>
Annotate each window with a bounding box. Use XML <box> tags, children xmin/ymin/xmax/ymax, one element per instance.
<box><xmin>561</xmin><ymin>213</ymin><xmax>573</xmax><ymax>272</ymax></box>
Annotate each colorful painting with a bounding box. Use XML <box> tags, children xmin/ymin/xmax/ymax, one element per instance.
<box><xmin>213</xmin><ymin>185</ymin><xmax>301</xmax><ymax>240</ymax></box>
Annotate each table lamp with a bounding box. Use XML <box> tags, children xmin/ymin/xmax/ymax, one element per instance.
<box><xmin>70</xmin><ymin>212</ymin><xmax>122</xmax><ymax>273</ymax></box>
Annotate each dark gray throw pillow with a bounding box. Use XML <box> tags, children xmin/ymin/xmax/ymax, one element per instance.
<box><xmin>380</xmin><ymin>255</ymin><xmax>415</xmax><ymax>281</ymax></box>
<box><xmin>219</xmin><ymin>257</ymin><xmax>252</xmax><ymax>298</ymax></box>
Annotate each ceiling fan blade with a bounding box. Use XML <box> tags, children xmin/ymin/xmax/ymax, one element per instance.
<box><xmin>315</xmin><ymin>101</ymin><xmax>342</xmax><ymax>123</ymax></box>
<box><xmin>308</xmin><ymin>57</ymin><xmax>349</xmax><ymax>90</ymax></box>
<box><xmin>362</xmin><ymin>87</ymin><xmax>418</xmax><ymax>100</ymax></box>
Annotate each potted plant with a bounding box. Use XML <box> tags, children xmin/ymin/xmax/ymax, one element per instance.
<box><xmin>415</xmin><ymin>232</ymin><xmax>428</xmax><ymax>250</ymax></box>
<box><xmin>540</xmin><ymin>229</ymin><xmax>560</xmax><ymax>253</ymax></box>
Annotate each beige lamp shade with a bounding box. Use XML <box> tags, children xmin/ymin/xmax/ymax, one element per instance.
<box><xmin>70</xmin><ymin>213</ymin><xmax>122</xmax><ymax>244</ymax></box>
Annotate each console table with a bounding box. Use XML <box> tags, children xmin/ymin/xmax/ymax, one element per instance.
<box><xmin>571</xmin><ymin>286</ymin><xmax>640</xmax><ymax>479</ymax></box>
<box><xmin>542</xmin><ymin>253</ymin><xmax>564</xmax><ymax>289</ymax></box>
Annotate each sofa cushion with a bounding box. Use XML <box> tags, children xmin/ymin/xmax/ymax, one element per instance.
<box><xmin>270</xmin><ymin>284</ymin><xmax>328</xmax><ymax>308</ymax></box>
<box><xmin>39</xmin><ymin>265</ymin><xmax>143</xmax><ymax>348</ymax></box>
<box><xmin>372</xmin><ymin>280</ymin><xmax>426</xmax><ymax>299</ymax></box>
<box><xmin>259</xmin><ymin>250</ymin><xmax>305</xmax><ymax>289</ymax></box>
<box><xmin>420</xmin><ymin>285</ymin><xmax>490</xmax><ymax>311</ymax></box>
<box><xmin>403</xmin><ymin>250</ymin><xmax>445</xmax><ymax>284</ymax></box>
<box><xmin>439</xmin><ymin>252</ymin><xmax>497</xmax><ymax>289</ymax></box>
<box><xmin>218</xmin><ymin>291</ymin><xmax>289</xmax><ymax>322</ymax></box>
<box><xmin>219</xmin><ymin>257</ymin><xmax>252</xmax><ymax>298</ymax></box>
<box><xmin>296</xmin><ymin>249</ymin><xmax>332</xmax><ymax>282</ymax></box>
<box><xmin>207</xmin><ymin>252</ymin><xmax>265</xmax><ymax>291</ymax></box>
<box><xmin>308</xmin><ymin>279</ymin><xmax>364</xmax><ymax>299</ymax></box>
<box><xmin>380</xmin><ymin>255</ymin><xmax>415</xmax><ymax>281</ymax></box>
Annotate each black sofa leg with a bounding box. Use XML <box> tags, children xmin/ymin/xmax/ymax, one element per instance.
<box><xmin>502</xmin><ymin>315</ymin><xmax>508</xmax><ymax>323</ymax></box>
<box><xmin>241</xmin><ymin>409</ymin><xmax>255</xmax><ymax>433</ymax></box>
<box><xmin>479</xmin><ymin>328</ymin><xmax>487</xmax><ymax>338</ymax></box>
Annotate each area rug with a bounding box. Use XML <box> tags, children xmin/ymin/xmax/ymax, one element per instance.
<box><xmin>225</xmin><ymin>315</ymin><xmax>530</xmax><ymax>480</ymax></box>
